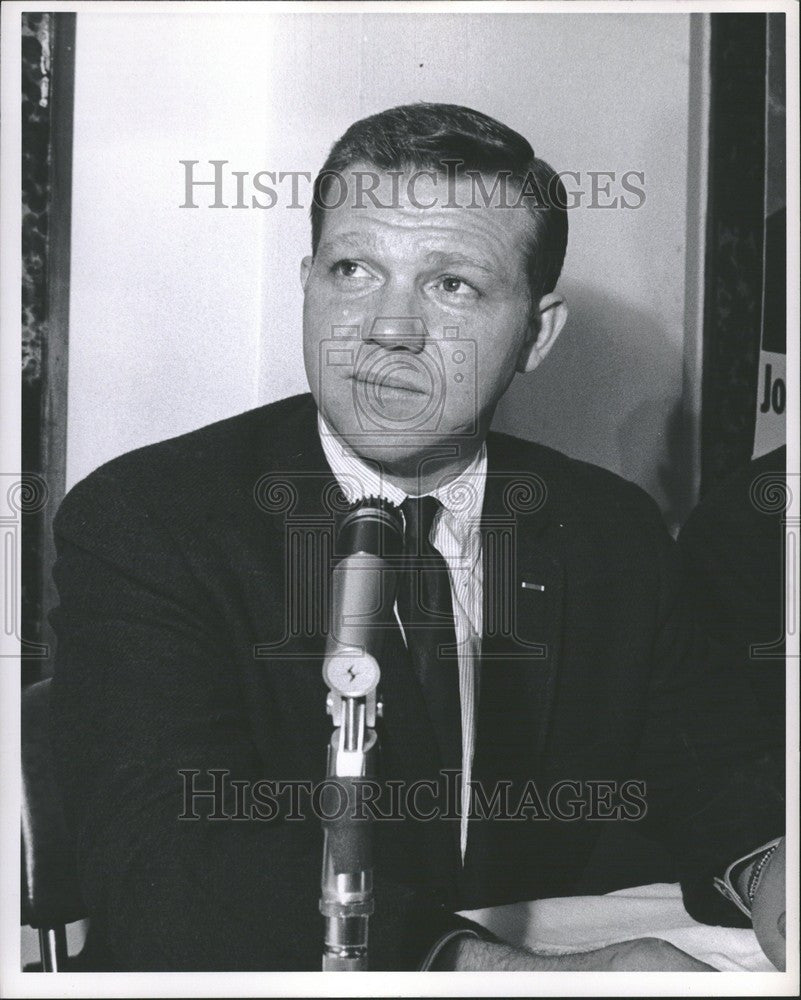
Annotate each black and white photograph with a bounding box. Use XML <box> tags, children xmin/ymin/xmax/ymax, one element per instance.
<box><xmin>1</xmin><ymin>1</ymin><xmax>798</xmax><ymax>995</ymax></box>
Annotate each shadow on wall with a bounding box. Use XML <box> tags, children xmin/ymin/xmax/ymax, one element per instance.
<box><xmin>492</xmin><ymin>280</ymin><xmax>693</xmax><ymax>533</ymax></box>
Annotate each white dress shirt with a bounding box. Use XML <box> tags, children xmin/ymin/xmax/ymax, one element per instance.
<box><xmin>318</xmin><ymin>414</ymin><xmax>486</xmax><ymax>859</ymax></box>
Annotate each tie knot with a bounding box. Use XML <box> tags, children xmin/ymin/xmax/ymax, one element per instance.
<box><xmin>401</xmin><ymin>495</ymin><xmax>442</xmax><ymax>553</ymax></box>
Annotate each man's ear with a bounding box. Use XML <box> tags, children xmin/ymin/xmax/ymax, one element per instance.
<box><xmin>516</xmin><ymin>293</ymin><xmax>568</xmax><ymax>373</ymax></box>
<box><xmin>300</xmin><ymin>255</ymin><xmax>313</xmax><ymax>291</ymax></box>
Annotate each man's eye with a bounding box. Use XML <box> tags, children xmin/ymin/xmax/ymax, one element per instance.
<box><xmin>332</xmin><ymin>260</ymin><xmax>370</xmax><ymax>279</ymax></box>
<box><xmin>438</xmin><ymin>275</ymin><xmax>477</xmax><ymax>296</ymax></box>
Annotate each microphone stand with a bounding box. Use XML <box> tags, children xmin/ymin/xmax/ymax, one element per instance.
<box><xmin>320</xmin><ymin>650</ymin><xmax>381</xmax><ymax>971</ymax></box>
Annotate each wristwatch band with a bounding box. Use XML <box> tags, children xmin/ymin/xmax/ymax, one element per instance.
<box><xmin>419</xmin><ymin>928</ymin><xmax>482</xmax><ymax>971</ymax></box>
<box><xmin>713</xmin><ymin>836</ymin><xmax>783</xmax><ymax>918</ymax></box>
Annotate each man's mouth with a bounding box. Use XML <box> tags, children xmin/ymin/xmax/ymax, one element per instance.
<box><xmin>350</xmin><ymin>371</ymin><xmax>428</xmax><ymax>395</ymax></box>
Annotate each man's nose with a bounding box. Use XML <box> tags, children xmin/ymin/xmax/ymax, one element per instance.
<box><xmin>364</xmin><ymin>310</ymin><xmax>427</xmax><ymax>354</ymax></box>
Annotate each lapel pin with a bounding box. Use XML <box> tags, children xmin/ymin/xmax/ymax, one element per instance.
<box><xmin>521</xmin><ymin>581</ymin><xmax>546</xmax><ymax>592</ymax></box>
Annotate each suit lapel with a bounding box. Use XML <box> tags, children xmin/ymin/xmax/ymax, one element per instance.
<box><xmin>461</xmin><ymin>436</ymin><xmax>565</xmax><ymax>895</ymax></box>
<box><xmin>250</xmin><ymin>412</ymin><xmax>342</xmax><ymax>775</ymax></box>
<box><xmin>478</xmin><ymin>435</ymin><xmax>565</xmax><ymax>769</ymax></box>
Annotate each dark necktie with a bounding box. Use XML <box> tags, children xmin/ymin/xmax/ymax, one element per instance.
<box><xmin>396</xmin><ymin>496</ymin><xmax>463</xmax><ymax>776</ymax></box>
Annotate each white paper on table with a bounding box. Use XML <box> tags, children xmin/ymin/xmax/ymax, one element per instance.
<box><xmin>460</xmin><ymin>882</ymin><xmax>775</xmax><ymax>972</ymax></box>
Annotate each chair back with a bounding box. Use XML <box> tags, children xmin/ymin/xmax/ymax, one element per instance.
<box><xmin>21</xmin><ymin>677</ymin><xmax>86</xmax><ymax>930</ymax></box>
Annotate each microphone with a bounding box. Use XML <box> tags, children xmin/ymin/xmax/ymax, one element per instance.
<box><xmin>325</xmin><ymin>498</ymin><xmax>404</xmax><ymax>692</ymax></box>
<box><xmin>320</xmin><ymin>498</ymin><xmax>404</xmax><ymax>971</ymax></box>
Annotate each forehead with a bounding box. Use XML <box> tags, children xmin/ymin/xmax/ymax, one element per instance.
<box><xmin>317</xmin><ymin>165</ymin><xmax>533</xmax><ymax>269</ymax></box>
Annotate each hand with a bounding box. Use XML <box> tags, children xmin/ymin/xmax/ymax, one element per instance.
<box><xmin>447</xmin><ymin>935</ymin><xmax>714</xmax><ymax>971</ymax></box>
<box><xmin>750</xmin><ymin>838</ymin><xmax>786</xmax><ymax>971</ymax></box>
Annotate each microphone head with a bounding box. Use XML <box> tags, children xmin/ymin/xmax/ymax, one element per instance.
<box><xmin>335</xmin><ymin>497</ymin><xmax>404</xmax><ymax>560</ymax></box>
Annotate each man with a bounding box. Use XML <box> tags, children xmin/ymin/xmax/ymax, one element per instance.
<box><xmin>50</xmin><ymin>103</ymin><xmax>785</xmax><ymax>972</ymax></box>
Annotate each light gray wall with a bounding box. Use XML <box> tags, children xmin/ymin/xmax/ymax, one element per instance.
<box><xmin>66</xmin><ymin>11</ymin><xmax>706</xmax><ymax>528</ymax></box>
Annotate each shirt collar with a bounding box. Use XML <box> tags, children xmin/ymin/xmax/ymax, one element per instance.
<box><xmin>317</xmin><ymin>413</ymin><xmax>487</xmax><ymax>523</ymax></box>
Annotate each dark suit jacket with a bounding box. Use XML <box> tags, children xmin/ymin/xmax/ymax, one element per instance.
<box><xmin>679</xmin><ymin>447</ymin><xmax>786</xmax><ymax>756</ymax></box>
<box><xmin>50</xmin><ymin>392</ymin><xmax>783</xmax><ymax>970</ymax></box>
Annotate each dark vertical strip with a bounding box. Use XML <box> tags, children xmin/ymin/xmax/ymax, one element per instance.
<box><xmin>21</xmin><ymin>13</ymin><xmax>76</xmax><ymax>682</ymax></box>
<box><xmin>41</xmin><ymin>12</ymin><xmax>77</xmax><ymax>679</ymax></box>
<box><xmin>21</xmin><ymin>13</ymin><xmax>53</xmax><ymax>677</ymax></box>
<box><xmin>700</xmin><ymin>14</ymin><xmax>767</xmax><ymax>495</ymax></box>
<box><xmin>761</xmin><ymin>13</ymin><xmax>786</xmax><ymax>356</ymax></box>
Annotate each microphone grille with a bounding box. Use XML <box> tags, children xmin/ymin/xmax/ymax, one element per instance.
<box><xmin>336</xmin><ymin>496</ymin><xmax>404</xmax><ymax>557</ymax></box>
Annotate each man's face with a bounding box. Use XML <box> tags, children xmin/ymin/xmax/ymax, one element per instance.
<box><xmin>301</xmin><ymin>165</ymin><xmax>539</xmax><ymax>478</ymax></box>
